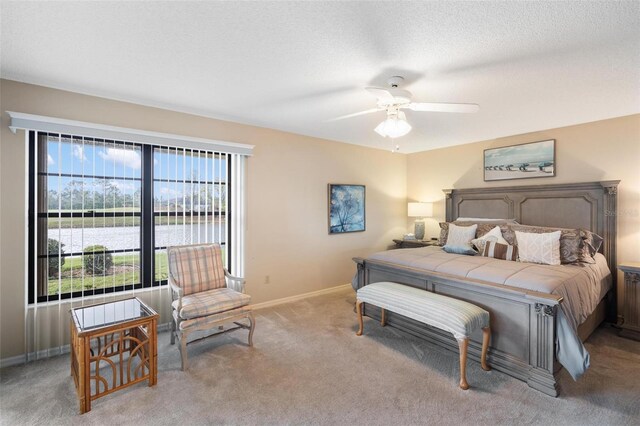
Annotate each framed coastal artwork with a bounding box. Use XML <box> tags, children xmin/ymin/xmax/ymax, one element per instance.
<box><xmin>328</xmin><ymin>184</ymin><xmax>365</xmax><ymax>234</ymax></box>
<box><xmin>484</xmin><ymin>139</ymin><xmax>555</xmax><ymax>181</ymax></box>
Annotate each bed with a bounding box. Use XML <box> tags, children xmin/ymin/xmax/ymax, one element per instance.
<box><xmin>352</xmin><ymin>181</ymin><xmax>619</xmax><ymax>396</ymax></box>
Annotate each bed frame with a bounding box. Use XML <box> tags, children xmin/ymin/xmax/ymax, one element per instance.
<box><xmin>353</xmin><ymin>181</ymin><xmax>619</xmax><ymax>396</ymax></box>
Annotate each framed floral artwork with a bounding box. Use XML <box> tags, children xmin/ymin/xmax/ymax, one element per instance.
<box><xmin>328</xmin><ymin>184</ymin><xmax>365</xmax><ymax>234</ymax></box>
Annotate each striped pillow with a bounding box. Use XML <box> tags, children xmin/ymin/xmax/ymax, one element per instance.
<box><xmin>482</xmin><ymin>241</ymin><xmax>518</xmax><ymax>261</ymax></box>
<box><xmin>471</xmin><ymin>225</ymin><xmax>509</xmax><ymax>253</ymax></box>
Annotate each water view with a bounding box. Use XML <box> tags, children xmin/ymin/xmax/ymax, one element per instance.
<box><xmin>48</xmin><ymin>223</ymin><xmax>227</xmax><ymax>253</ymax></box>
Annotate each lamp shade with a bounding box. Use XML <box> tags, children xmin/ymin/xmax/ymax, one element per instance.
<box><xmin>374</xmin><ymin>111</ymin><xmax>412</xmax><ymax>138</ymax></box>
<box><xmin>408</xmin><ymin>202</ymin><xmax>433</xmax><ymax>218</ymax></box>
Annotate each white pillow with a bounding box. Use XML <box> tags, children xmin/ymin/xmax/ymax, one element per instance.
<box><xmin>515</xmin><ymin>230</ymin><xmax>561</xmax><ymax>265</ymax></box>
<box><xmin>471</xmin><ymin>226</ymin><xmax>508</xmax><ymax>253</ymax></box>
<box><xmin>443</xmin><ymin>224</ymin><xmax>478</xmax><ymax>255</ymax></box>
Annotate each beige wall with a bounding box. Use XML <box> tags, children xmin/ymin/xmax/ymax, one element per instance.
<box><xmin>407</xmin><ymin>114</ymin><xmax>640</xmax><ymax>309</ymax></box>
<box><xmin>2</xmin><ymin>78</ymin><xmax>637</xmax><ymax>361</ymax></box>
<box><xmin>0</xmin><ymin>79</ymin><xmax>407</xmax><ymax>360</ymax></box>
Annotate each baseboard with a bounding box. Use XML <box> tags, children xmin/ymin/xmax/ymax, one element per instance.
<box><xmin>0</xmin><ymin>345</ymin><xmax>71</xmax><ymax>368</ymax></box>
<box><xmin>0</xmin><ymin>286</ymin><xmax>351</xmax><ymax>368</ymax></box>
<box><xmin>1</xmin><ymin>323</ymin><xmax>172</xmax><ymax>369</ymax></box>
<box><xmin>251</xmin><ymin>283</ymin><xmax>351</xmax><ymax>310</ymax></box>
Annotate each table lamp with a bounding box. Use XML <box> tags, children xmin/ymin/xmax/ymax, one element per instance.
<box><xmin>408</xmin><ymin>202</ymin><xmax>433</xmax><ymax>240</ymax></box>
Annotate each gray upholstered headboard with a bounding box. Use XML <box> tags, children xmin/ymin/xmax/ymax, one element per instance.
<box><xmin>443</xmin><ymin>180</ymin><xmax>620</xmax><ymax>301</ymax></box>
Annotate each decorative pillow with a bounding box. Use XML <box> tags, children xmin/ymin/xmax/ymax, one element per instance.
<box><xmin>439</xmin><ymin>222</ymin><xmax>477</xmax><ymax>245</ymax></box>
<box><xmin>471</xmin><ymin>225</ymin><xmax>509</xmax><ymax>253</ymax></box>
<box><xmin>481</xmin><ymin>241</ymin><xmax>518</xmax><ymax>261</ymax></box>
<box><xmin>503</xmin><ymin>224</ymin><xmax>588</xmax><ymax>264</ymax></box>
<box><xmin>438</xmin><ymin>222</ymin><xmax>449</xmax><ymax>245</ymax></box>
<box><xmin>443</xmin><ymin>224</ymin><xmax>478</xmax><ymax>255</ymax></box>
<box><xmin>515</xmin><ymin>230</ymin><xmax>561</xmax><ymax>265</ymax></box>
<box><xmin>439</xmin><ymin>220</ymin><xmax>515</xmax><ymax>245</ymax></box>
<box><xmin>581</xmin><ymin>229</ymin><xmax>604</xmax><ymax>257</ymax></box>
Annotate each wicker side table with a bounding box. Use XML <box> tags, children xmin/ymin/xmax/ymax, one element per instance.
<box><xmin>70</xmin><ymin>297</ymin><xmax>158</xmax><ymax>413</ymax></box>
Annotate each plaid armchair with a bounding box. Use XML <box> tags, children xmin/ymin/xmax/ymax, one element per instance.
<box><xmin>167</xmin><ymin>243</ymin><xmax>255</xmax><ymax>370</ymax></box>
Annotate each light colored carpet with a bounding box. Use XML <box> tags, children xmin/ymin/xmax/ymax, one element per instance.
<box><xmin>1</xmin><ymin>287</ymin><xmax>639</xmax><ymax>425</ymax></box>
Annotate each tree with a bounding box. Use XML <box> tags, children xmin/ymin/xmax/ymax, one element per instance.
<box><xmin>47</xmin><ymin>190</ymin><xmax>60</xmax><ymax>210</ymax></box>
<box><xmin>330</xmin><ymin>186</ymin><xmax>364</xmax><ymax>232</ymax></box>
<box><xmin>83</xmin><ymin>245</ymin><xmax>113</xmax><ymax>275</ymax></box>
<box><xmin>92</xmin><ymin>179</ymin><xmax>124</xmax><ymax>209</ymax></box>
<box><xmin>60</xmin><ymin>180</ymin><xmax>91</xmax><ymax>210</ymax></box>
<box><xmin>47</xmin><ymin>238</ymin><xmax>66</xmax><ymax>278</ymax></box>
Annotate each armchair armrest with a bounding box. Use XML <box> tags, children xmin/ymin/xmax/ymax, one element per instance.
<box><xmin>225</xmin><ymin>270</ymin><xmax>246</xmax><ymax>293</ymax></box>
<box><xmin>168</xmin><ymin>276</ymin><xmax>184</xmax><ymax>311</ymax></box>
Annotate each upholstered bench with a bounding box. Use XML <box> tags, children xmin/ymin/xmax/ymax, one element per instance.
<box><xmin>356</xmin><ymin>281</ymin><xmax>491</xmax><ymax>390</ymax></box>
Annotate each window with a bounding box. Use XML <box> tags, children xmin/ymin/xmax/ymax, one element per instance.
<box><xmin>29</xmin><ymin>132</ymin><xmax>231</xmax><ymax>303</ymax></box>
<box><xmin>152</xmin><ymin>147</ymin><xmax>228</xmax><ymax>283</ymax></box>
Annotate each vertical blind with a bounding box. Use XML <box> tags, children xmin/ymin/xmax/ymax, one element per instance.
<box><xmin>152</xmin><ymin>146</ymin><xmax>231</xmax><ymax>282</ymax></box>
<box><xmin>27</xmin><ymin>130</ymin><xmax>248</xmax><ymax>360</ymax></box>
<box><xmin>35</xmin><ymin>134</ymin><xmax>144</xmax><ymax>302</ymax></box>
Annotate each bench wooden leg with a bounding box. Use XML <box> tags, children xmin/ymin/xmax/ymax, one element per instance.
<box><xmin>481</xmin><ymin>327</ymin><xmax>491</xmax><ymax>371</ymax></box>
<box><xmin>458</xmin><ymin>338</ymin><xmax>469</xmax><ymax>390</ymax></box>
<box><xmin>356</xmin><ymin>300</ymin><xmax>364</xmax><ymax>336</ymax></box>
<box><xmin>380</xmin><ymin>308</ymin><xmax>386</xmax><ymax>327</ymax></box>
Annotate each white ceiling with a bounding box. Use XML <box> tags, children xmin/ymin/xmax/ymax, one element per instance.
<box><xmin>2</xmin><ymin>1</ymin><xmax>639</xmax><ymax>153</ymax></box>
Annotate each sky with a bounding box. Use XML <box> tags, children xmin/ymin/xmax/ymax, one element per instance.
<box><xmin>44</xmin><ymin>137</ymin><xmax>227</xmax><ymax>198</ymax></box>
<box><xmin>484</xmin><ymin>140</ymin><xmax>554</xmax><ymax>167</ymax></box>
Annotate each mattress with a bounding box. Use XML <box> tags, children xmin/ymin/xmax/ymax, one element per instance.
<box><xmin>358</xmin><ymin>246</ymin><xmax>612</xmax><ymax>379</ymax></box>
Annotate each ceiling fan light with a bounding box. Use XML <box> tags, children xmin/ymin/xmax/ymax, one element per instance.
<box><xmin>374</xmin><ymin>120</ymin><xmax>390</xmax><ymax>137</ymax></box>
<box><xmin>374</xmin><ymin>112</ymin><xmax>412</xmax><ymax>138</ymax></box>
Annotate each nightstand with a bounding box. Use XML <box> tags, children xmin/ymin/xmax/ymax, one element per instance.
<box><xmin>393</xmin><ymin>239</ymin><xmax>440</xmax><ymax>249</ymax></box>
<box><xmin>619</xmin><ymin>263</ymin><xmax>640</xmax><ymax>341</ymax></box>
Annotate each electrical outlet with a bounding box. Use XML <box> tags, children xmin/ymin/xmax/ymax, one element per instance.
<box><xmin>264</xmin><ymin>275</ymin><xmax>270</xmax><ymax>285</ymax></box>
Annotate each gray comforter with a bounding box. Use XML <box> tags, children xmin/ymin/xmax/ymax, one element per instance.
<box><xmin>354</xmin><ymin>246</ymin><xmax>612</xmax><ymax>380</ymax></box>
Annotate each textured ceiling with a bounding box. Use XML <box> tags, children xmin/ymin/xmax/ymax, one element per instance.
<box><xmin>2</xmin><ymin>1</ymin><xmax>639</xmax><ymax>153</ymax></box>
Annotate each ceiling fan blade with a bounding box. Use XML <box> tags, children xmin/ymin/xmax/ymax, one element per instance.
<box><xmin>365</xmin><ymin>87</ymin><xmax>395</xmax><ymax>102</ymax></box>
<box><xmin>407</xmin><ymin>102</ymin><xmax>480</xmax><ymax>113</ymax></box>
<box><xmin>326</xmin><ymin>108</ymin><xmax>381</xmax><ymax>122</ymax></box>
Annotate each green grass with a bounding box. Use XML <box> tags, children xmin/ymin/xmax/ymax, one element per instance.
<box><xmin>47</xmin><ymin>216</ymin><xmax>225</xmax><ymax>229</ymax></box>
<box><xmin>48</xmin><ymin>252</ymin><xmax>168</xmax><ymax>295</ymax></box>
<box><xmin>50</xmin><ymin>207</ymin><xmax>141</xmax><ymax>213</ymax></box>
<box><xmin>49</xmin><ymin>217</ymin><xmax>140</xmax><ymax>229</ymax></box>
<box><xmin>47</xmin><ymin>248</ymin><xmax>224</xmax><ymax>295</ymax></box>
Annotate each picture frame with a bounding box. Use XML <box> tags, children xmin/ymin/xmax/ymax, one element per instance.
<box><xmin>328</xmin><ymin>184</ymin><xmax>365</xmax><ymax>234</ymax></box>
<box><xmin>484</xmin><ymin>139</ymin><xmax>555</xmax><ymax>181</ymax></box>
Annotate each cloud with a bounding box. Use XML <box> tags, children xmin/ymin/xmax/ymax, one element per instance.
<box><xmin>47</xmin><ymin>154</ymin><xmax>55</xmax><ymax>165</ymax></box>
<box><xmin>73</xmin><ymin>145</ymin><xmax>87</xmax><ymax>161</ymax></box>
<box><xmin>98</xmin><ymin>148</ymin><xmax>141</xmax><ymax>170</ymax></box>
<box><xmin>110</xmin><ymin>181</ymin><xmax>136</xmax><ymax>193</ymax></box>
<box><xmin>160</xmin><ymin>187</ymin><xmax>180</xmax><ymax>197</ymax></box>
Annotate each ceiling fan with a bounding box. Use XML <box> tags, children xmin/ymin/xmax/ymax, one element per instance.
<box><xmin>331</xmin><ymin>76</ymin><xmax>479</xmax><ymax>140</ymax></box>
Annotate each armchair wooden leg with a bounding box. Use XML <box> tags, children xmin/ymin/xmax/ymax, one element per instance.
<box><xmin>458</xmin><ymin>338</ymin><xmax>469</xmax><ymax>390</ymax></box>
<box><xmin>247</xmin><ymin>312</ymin><xmax>255</xmax><ymax>347</ymax></box>
<box><xmin>170</xmin><ymin>319</ymin><xmax>176</xmax><ymax>345</ymax></box>
<box><xmin>481</xmin><ymin>327</ymin><xmax>491</xmax><ymax>371</ymax></box>
<box><xmin>356</xmin><ymin>300</ymin><xmax>364</xmax><ymax>336</ymax></box>
<box><xmin>180</xmin><ymin>335</ymin><xmax>189</xmax><ymax>371</ymax></box>
<box><xmin>380</xmin><ymin>308</ymin><xmax>386</xmax><ymax>327</ymax></box>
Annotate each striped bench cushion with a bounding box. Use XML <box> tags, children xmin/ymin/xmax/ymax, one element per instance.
<box><xmin>357</xmin><ymin>282</ymin><xmax>489</xmax><ymax>340</ymax></box>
